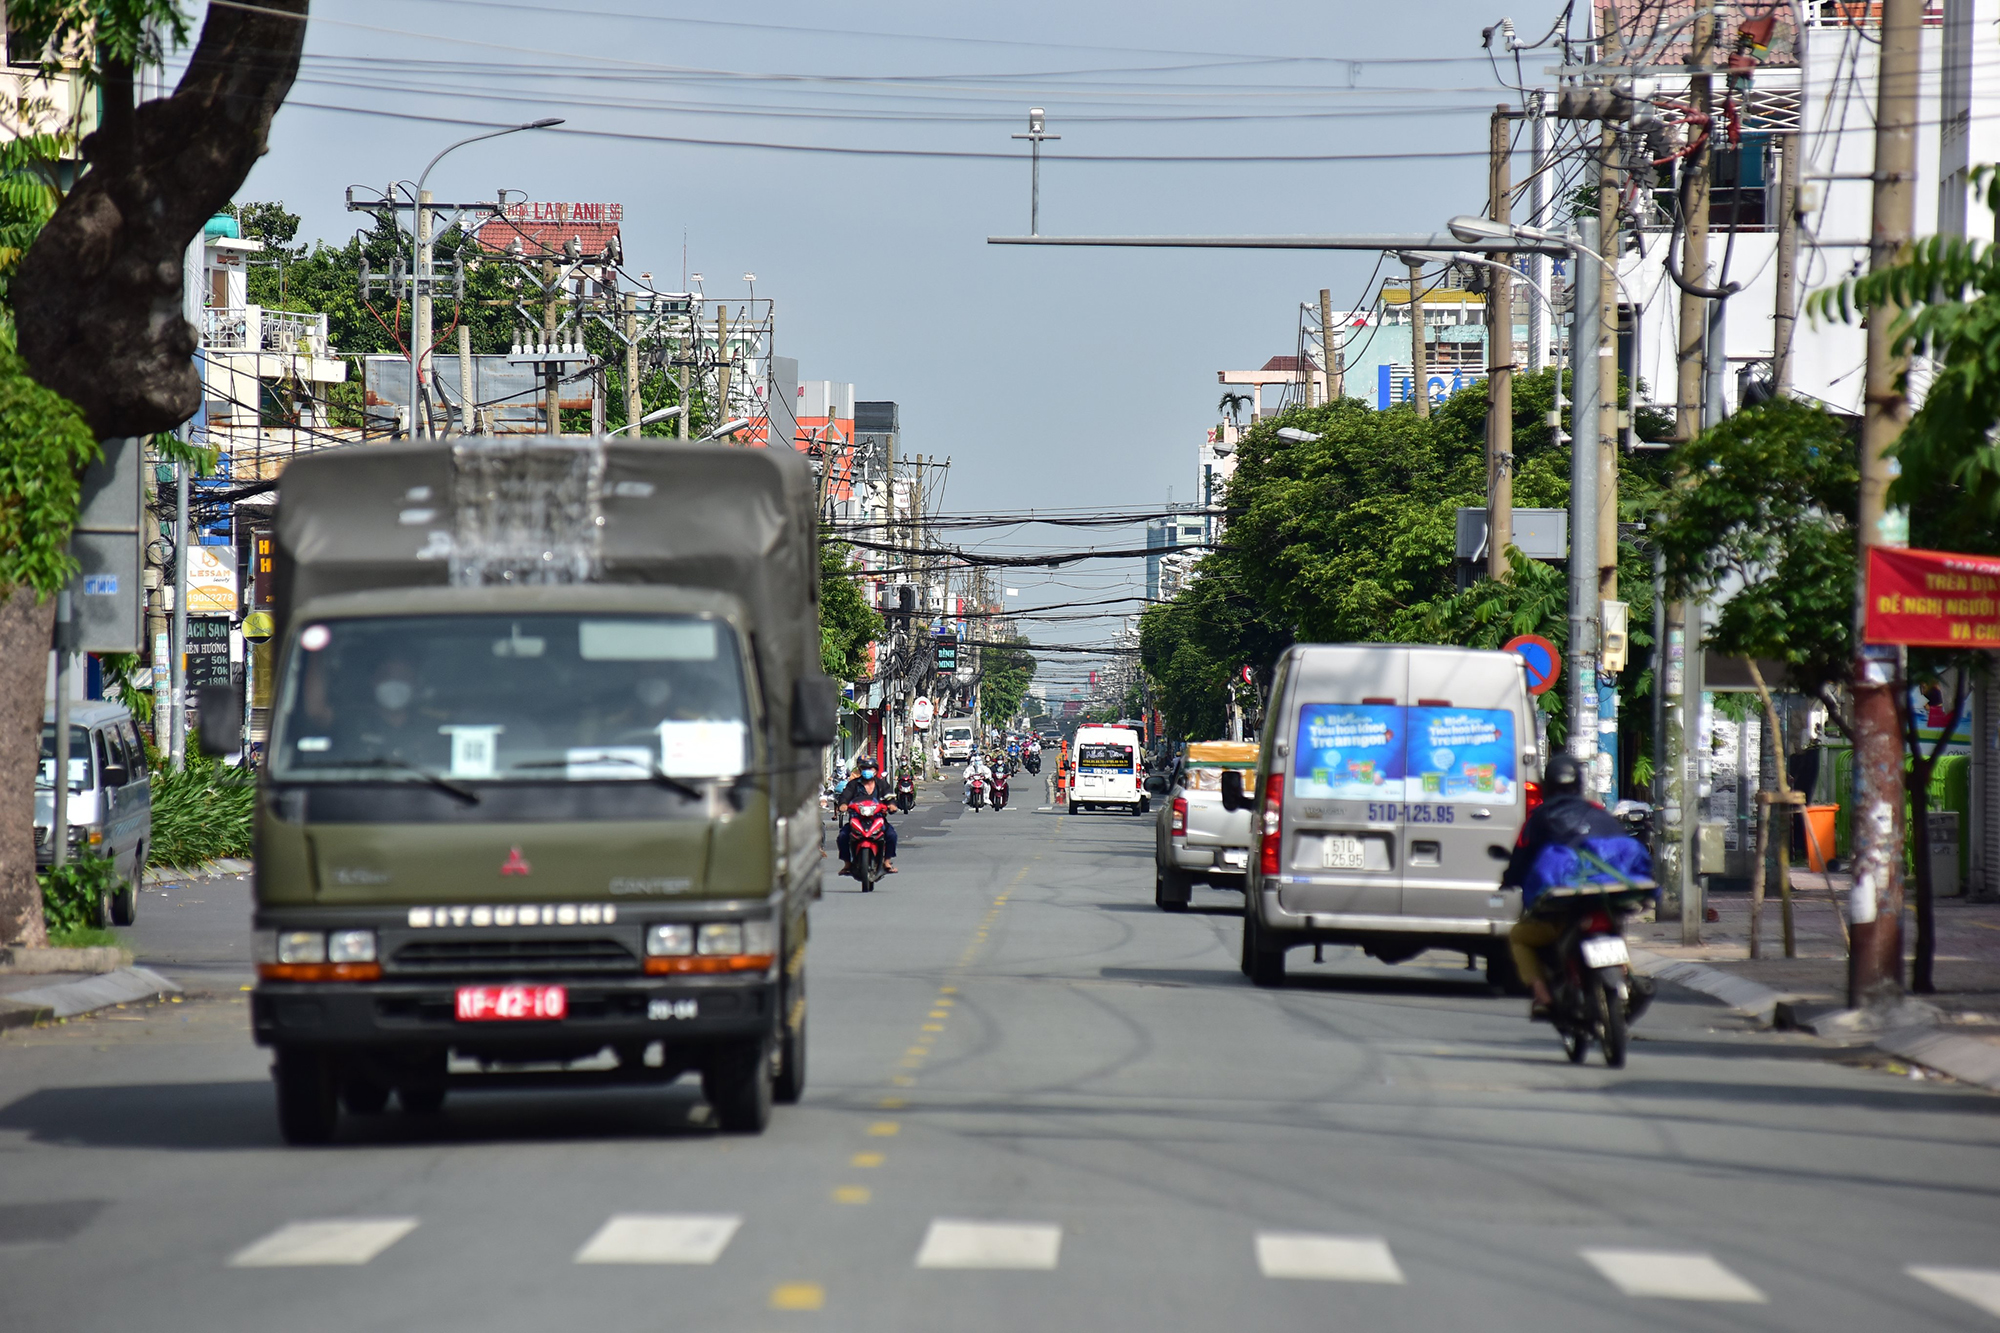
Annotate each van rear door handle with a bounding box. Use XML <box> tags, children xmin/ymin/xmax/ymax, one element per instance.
<box><xmin>1470</xmin><ymin>808</ymin><xmax>1492</xmax><ymax>820</ymax></box>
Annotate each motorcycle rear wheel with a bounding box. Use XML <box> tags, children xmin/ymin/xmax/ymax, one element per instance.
<box><xmin>1560</xmin><ymin>1018</ymin><xmax>1589</xmax><ymax>1064</ymax></box>
<box><xmin>1598</xmin><ymin>975</ymin><xmax>1628</xmax><ymax>1069</ymax></box>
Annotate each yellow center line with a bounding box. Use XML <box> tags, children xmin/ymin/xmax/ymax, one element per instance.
<box><xmin>833</xmin><ymin>1186</ymin><xmax>871</xmax><ymax>1205</ymax></box>
<box><xmin>851</xmin><ymin>1151</ymin><xmax>885</xmax><ymax>1167</ymax></box>
<box><xmin>868</xmin><ymin>1120</ymin><xmax>900</xmax><ymax>1137</ymax></box>
<box><xmin>770</xmin><ymin>1282</ymin><xmax>825</xmax><ymax>1311</ymax></box>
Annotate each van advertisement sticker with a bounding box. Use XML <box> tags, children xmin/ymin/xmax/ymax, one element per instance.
<box><xmin>1405</xmin><ymin>707</ymin><xmax>1516</xmax><ymax>803</ymax></box>
<box><xmin>1292</xmin><ymin>704</ymin><xmax>1404</xmax><ymax>800</ymax></box>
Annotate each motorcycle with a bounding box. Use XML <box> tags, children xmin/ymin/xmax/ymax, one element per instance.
<box><xmin>991</xmin><ymin>773</ymin><xmax>1010</xmax><ymax>811</ymax></box>
<box><xmin>895</xmin><ymin>774</ymin><xmax>916</xmax><ymax>814</ymax></box>
<box><xmin>1024</xmin><ymin>751</ymin><xmax>1041</xmax><ymax>776</ymax></box>
<box><xmin>1529</xmin><ymin>882</ymin><xmax>1656</xmax><ymax>1068</ymax></box>
<box><xmin>966</xmin><ymin>775</ymin><xmax>987</xmax><ymax>811</ymax></box>
<box><xmin>846</xmin><ymin>797</ymin><xmax>890</xmax><ymax>892</ymax></box>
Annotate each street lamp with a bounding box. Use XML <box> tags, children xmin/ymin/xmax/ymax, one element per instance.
<box><xmin>408</xmin><ymin>117</ymin><xmax>564</xmax><ymax>435</ymax></box>
<box><xmin>607</xmin><ymin>403</ymin><xmax>679</xmax><ymax>437</ymax></box>
<box><xmin>699</xmin><ymin>417</ymin><xmax>752</xmax><ymax>442</ymax></box>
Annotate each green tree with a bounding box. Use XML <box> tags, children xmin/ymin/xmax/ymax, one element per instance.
<box><xmin>978</xmin><ymin>637</ymin><xmax>1037</xmax><ymax>728</ymax></box>
<box><xmin>818</xmin><ymin>541</ymin><xmax>882</xmax><ymax>681</ymax></box>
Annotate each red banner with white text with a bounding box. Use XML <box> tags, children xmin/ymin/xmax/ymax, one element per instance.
<box><xmin>1864</xmin><ymin>546</ymin><xmax>2000</xmax><ymax>647</ymax></box>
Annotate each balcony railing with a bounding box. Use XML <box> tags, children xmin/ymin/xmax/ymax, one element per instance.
<box><xmin>201</xmin><ymin>305</ymin><xmax>333</xmax><ymax>359</ymax></box>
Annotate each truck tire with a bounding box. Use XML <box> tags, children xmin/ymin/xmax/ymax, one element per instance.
<box><xmin>1067</xmin><ymin>801</ymin><xmax>1078</xmax><ymax>816</ymax></box>
<box><xmin>1243</xmin><ymin>907</ymin><xmax>1287</xmax><ymax>987</ymax></box>
<box><xmin>274</xmin><ymin>1046</ymin><xmax>339</xmax><ymax>1145</ymax></box>
<box><xmin>704</xmin><ymin>1039</ymin><xmax>774</xmax><ymax>1134</ymax></box>
<box><xmin>775</xmin><ymin>968</ymin><xmax>807</xmax><ymax>1105</ymax></box>
<box><xmin>340</xmin><ymin>1074</ymin><xmax>391</xmax><ymax>1116</ymax></box>
<box><xmin>1155</xmin><ymin>869</ymin><xmax>1191</xmax><ymax>912</ymax></box>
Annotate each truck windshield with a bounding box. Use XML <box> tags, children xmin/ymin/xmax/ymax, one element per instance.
<box><xmin>271</xmin><ymin>614</ymin><xmax>751</xmax><ymax>784</ymax></box>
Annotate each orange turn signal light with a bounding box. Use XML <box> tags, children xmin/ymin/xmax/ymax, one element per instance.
<box><xmin>257</xmin><ymin>962</ymin><xmax>383</xmax><ymax>982</ymax></box>
<box><xmin>644</xmin><ymin>954</ymin><xmax>774</xmax><ymax>976</ymax></box>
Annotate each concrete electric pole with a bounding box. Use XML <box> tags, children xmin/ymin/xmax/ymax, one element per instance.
<box><xmin>1407</xmin><ymin>260</ymin><xmax>1429</xmax><ymax>419</ymax></box>
<box><xmin>1486</xmin><ymin>105</ymin><xmax>1515</xmax><ymax>583</ymax></box>
<box><xmin>1850</xmin><ymin>0</ymin><xmax>1923</xmax><ymax>1007</ymax></box>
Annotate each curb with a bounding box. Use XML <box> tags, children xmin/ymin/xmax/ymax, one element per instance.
<box><xmin>0</xmin><ymin>967</ymin><xmax>181</xmax><ymax>1021</ymax></box>
<box><xmin>1629</xmin><ymin>948</ymin><xmax>1802</xmax><ymax>1026</ymax></box>
<box><xmin>144</xmin><ymin>856</ymin><xmax>253</xmax><ymax>888</ymax></box>
<box><xmin>1632</xmin><ymin>949</ymin><xmax>2000</xmax><ymax>1094</ymax></box>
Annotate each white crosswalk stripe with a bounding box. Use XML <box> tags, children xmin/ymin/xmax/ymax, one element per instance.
<box><xmin>1256</xmin><ymin>1232</ymin><xmax>1405</xmax><ymax>1283</ymax></box>
<box><xmin>229</xmin><ymin>1219</ymin><xmax>418</xmax><ymax>1267</ymax></box>
<box><xmin>1581</xmin><ymin>1249</ymin><xmax>1766</xmax><ymax>1303</ymax></box>
<box><xmin>574</xmin><ymin>1213</ymin><xmax>742</xmax><ymax>1265</ymax></box>
<box><xmin>1908</xmin><ymin>1266</ymin><xmax>2000</xmax><ymax>1317</ymax></box>
<box><xmin>915</xmin><ymin>1220</ymin><xmax>1062</xmax><ymax>1270</ymax></box>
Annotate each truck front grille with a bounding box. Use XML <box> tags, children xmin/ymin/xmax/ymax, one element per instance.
<box><xmin>391</xmin><ymin>936</ymin><xmax>638</xmax><ymax>977</ymax></box>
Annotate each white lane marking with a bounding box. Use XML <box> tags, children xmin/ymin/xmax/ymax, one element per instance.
<box><xmin>229</xmin><ymin>1219</ymin><xmax>418</xmax><ymax>1267</ymax></box>
<box><xmin>1255</xmin><ymin>1232</ymin><xmax>1405</xmax><ymax>1283</ymax></box>
<box><xmin>574</xmin><ymin>1213</ymin><xmax>742</xmax><ymax>1265</ymax></box>
<box><xmin>915</xmin><ymin>1219</ymin><xmax>1062</xmax><ymax>1270</ymax></box>
<box><xmin>1581</xmin><ymin>1249</ymin><xmax>1766</xmax><ymax>1303</ymax></box>
<box><xmin>1909</xmin><ymin>1266</ymin><xmax>2000</xmax><ymax>1317</ymax></box>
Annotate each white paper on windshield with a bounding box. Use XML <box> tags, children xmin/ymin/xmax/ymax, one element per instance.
<box><xmin>658</xmin><ymin>721</ymin><xmax>746</xmax><ymax>778</ymax></box>
<box><xmin>565</xmin><ymin>746</ymin><xmax>653</xmax><ymax>781</ymax></box>
<box><xmin>438</xmin><ymin>724</ymin><xmax>504</xmax><ymax>778</ymax></box>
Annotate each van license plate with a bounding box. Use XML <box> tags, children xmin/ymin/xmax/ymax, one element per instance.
<box><xmin>1579</xmin><ymin>937</ymin><xmax>1629</xmax><ymax>968</ymax></box>
<box><xmin>1321</xmin><ymin>836</ymin><xmax>1365</xmax><ymax>870</ymax></box>
<box><xmin>456</xmin><ymin>984</ymin><xmax>566</xmax><ymax>1022</ymax></box>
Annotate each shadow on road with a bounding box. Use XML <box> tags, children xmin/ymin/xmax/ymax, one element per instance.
<box><xmin>0</xmin><ymin>1079</ymin><xmax>722</xmax><ymax>1150</ymax></box>
<box><xmin>1096</xmin><ymin>963</ymin><xmax>1498</xmax><ymax>1001</ymax></box>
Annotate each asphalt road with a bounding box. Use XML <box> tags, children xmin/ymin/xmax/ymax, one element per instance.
<box><xmin>4</xmin><ymin>788</ymin><xmax>2000</xmax><ymax>1332</ymax></box>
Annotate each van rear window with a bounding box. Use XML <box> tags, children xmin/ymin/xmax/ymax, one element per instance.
<box><xmin>1293</xmin><ymin>704</ymin><xmax>1516</xmax><ymax>804</ymax></box>
<box><xmin>1078</xmin><ymin>743</ymin><xmax>1133</xmax><ymax>772</ymax></box>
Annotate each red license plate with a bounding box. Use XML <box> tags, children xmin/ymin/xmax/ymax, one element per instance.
<box><xmin>455</xmin><ymin>984</ymin><xmax>567</xmax><ymax>1022</ymax></box>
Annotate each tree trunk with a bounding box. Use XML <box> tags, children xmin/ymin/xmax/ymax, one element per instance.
<box><xmin>1911</xmin><ymin>776</ymin><xmax>1934</xmax><ymax>993</ymax></box>
<box><xmin>0</xmin><ymin>588</ymin><xmax>55</xmax><ymax>947</ymax></box>
<box><xmin>11</xmin><ymin>0</ymin><xmax>310</xmax><ymax>438</ymax></box>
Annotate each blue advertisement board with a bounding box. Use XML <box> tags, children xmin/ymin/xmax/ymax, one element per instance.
<box><xmin>1292</xmin><ymin>704</ymin><xmax>1404</xmax><ymax>800</ymax></box>
<box><xmin>1404</xmin><ymin>707</ymin><xmax>1517</xmax><ymax>803</ymax></box>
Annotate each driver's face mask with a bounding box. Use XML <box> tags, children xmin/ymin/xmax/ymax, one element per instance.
<box><xmin>374</xmin><ymin>679</ymin><xmax>415</xmax><ymax>711</ymax></box>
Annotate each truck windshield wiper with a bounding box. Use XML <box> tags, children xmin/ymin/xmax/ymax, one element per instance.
<box><xmin>507</xmin><ymin>756</ymin><xmax>706</xmax><ymax>802</ymax></box>
<box><xmin>318</xmin><ymin>757</ymin><xmax>480</xmax><ymax>804</ymax></box>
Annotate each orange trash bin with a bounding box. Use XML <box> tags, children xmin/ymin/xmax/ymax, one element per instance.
<box><xmin>1802</xmin><ymin>804</ymin><xmax>1839</xmax><ymax>872</ymax></box>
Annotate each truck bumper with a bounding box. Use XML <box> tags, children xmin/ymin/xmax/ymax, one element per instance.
<box><xmin>251</xmin><ymin>974</ymin><xmax>777</xmax><ymax>1056</ymax></box>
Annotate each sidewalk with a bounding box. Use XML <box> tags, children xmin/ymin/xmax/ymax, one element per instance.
<box><xmin>1631</xmin><ymin>872</ymin><xmax>2000</xmax><ymax>1091</ymax></box>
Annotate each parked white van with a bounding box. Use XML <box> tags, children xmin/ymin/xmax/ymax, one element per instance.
<box><xmin>1223</xmin><ymin>644</ymin><xmax>1540</xmax><ymax>986</ymax></box>
<box><xmin>36</xmin><ymin>700</ymin><xmax>152</xmax><ymax>926</ymax></box>
<box><xmin>1069</xmin><ymin>724</ymin><xmax>1145</xmax><ymax>815</ymax></box>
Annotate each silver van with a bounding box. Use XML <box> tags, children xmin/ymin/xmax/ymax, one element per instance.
<box><xmin>37</xmin><ymin>700</ymin><xmax>152</xmax><ymax>926</ymax></box>
<box><xmin>1226</xmin><ymin>644</ymin><xmax>1540</xmax><ymax>986</ymax></box>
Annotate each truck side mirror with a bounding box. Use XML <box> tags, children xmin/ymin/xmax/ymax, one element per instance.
<box><xmin>791</xmin><ymin>674</ymin><xmax>839</xmax><ymax>747</ymax></box>
<box><xmin>1220</xmin><ymin>769</ymin><xmax>1247</xmax><ymax>811</ymax></box>
<box><xmin>194</xmin><ymin>684</ymin><xmax>242</xmax><ymax>758</ymax></box>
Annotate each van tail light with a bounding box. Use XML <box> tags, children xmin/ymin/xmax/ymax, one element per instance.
<box><xmin>1171</xmin><ymin>796</ymin><xmax>1187</xmax><ymax>836</ymax></box>
<box><xmin>1258</xmin><ymin>774</ymin><xmax>1285</xmax><ymax>876</ymax></box>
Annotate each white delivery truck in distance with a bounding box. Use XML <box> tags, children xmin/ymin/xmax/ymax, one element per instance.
<box><xmin>940</xmin><ymin>717</ymin><xmax>977</xmax><ymax>764</ymax></box>
<box><xmin>1070</xmin><ymin>724</ymin><xmax>1145</xmax><ymax>815</ymax></box>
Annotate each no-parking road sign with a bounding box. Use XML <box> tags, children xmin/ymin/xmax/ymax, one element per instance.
<box><xmin>1503</xmin><ymin>633</ymin><xmax>1562</xmax><ymax>696</ymax></box>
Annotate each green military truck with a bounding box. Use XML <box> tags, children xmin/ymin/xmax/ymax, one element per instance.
<box><xmin>210</xmin><ymin>437</ymin><xmax>837</xmax><ymax>1143</ymax></box>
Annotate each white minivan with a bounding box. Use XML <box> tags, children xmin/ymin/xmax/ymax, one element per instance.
<box><xmin>1069</xmin><ymin>724</ymin><xmax>1145</xmax><ymax>815</ymax></box>
<box><xmin>940</xmin><ymin>718</ymin><xmax>977</xmax><ymax>764</ymax></box>
<box><xmin>1225</xmin><ymin>644</ymin><xmax>1541</xmax><ymax>986</ymax></box>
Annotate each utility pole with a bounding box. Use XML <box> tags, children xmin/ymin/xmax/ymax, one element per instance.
<box><xmin>1568</xmin><ymin>214</ymin><xmax>1603</xmax><ymax>773</ymax></box>
<box><xmin>541</xmin><ymin>258</ymin><xmax>560</xmax><ymax>436</ymax></box>
<box><xmin>1596</xmin><ymin>121</ymin><xmax>1621</xmax><ymax>800</ymax></box>
<box><xmin>1526</xmin><ymin>91</ymin><xmax>1549</xmax><ymax>374</ymax></box>
<box><xmin>623</xmin><ymin>292</ymin><xmax>641</xmax><ymax>434</ymax></box>
<box><xmin>457</xmin><ymin>324</ymin><xmax>474</xmax><ymax>434</ymax></box>
<box><xmin>170</xmin><ymin>461</ymin><xmax>189</xmax><ymax>769</ymax></box>
<box><xmin>1407</xmin><ymin>260</ymin><xmax>1429</xmax><ymax>418</ymax></box>
<box><xmin>1012</xmin><ymin>107</ymin><xmax>1060</xmax><ymax>236</ymax></box>
<box><xmin>1486</xmin><ymin>105</ymin><xmax>1515</xmax><ymax>582</ymax></box>
<box><xmin>412</xmin><ymin>189</ymin><xmax>434</xmax><ymax>437</ymax></box>
<box><xmin>1318</xmin><ymin>288</ymin><xmax>1339</xmax><ymax>400</ymax></box>
<box><xmin>1773</xmin><ymin>131</ymin><xmax>1801</xmax><ymax>394</ymax></box>
<box><xmin>714</xmin><ymin>305</ymin><xmax>731</xmax><ymax>437</ymax></box>
<box><xmin>1851</xmin><ymin>0</ymin><xmax>1923</xmax><ymax>1008</ymax></box>
<box><xmin>51</xmin><ymin>591</ymin><xmax>71</xmax><ymax>868</ymax></box>
<box><xmin>1662</xmin><ymin>5</ymin><xmax>1717</xmax><ymax>942</ymax></box>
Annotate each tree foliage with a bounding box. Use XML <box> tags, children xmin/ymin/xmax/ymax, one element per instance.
<box><xmin>978</xmin><ymin>637</ymin><xmax>1037</xmax><ymax>728</ymax></box>
<box><xmin>0</xmin><ymin>329</ymin><xmax>99</xmax><ymax>598</ymax></box>
<box><xmin>818</xmin><ymin>540</ymin><xmax>883</xmax><ymax>681</ymax></box>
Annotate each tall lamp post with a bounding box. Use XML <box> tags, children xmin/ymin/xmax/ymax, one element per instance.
<box><xmin>408</xmin><ymin>117</ymin><xmax>563</xmax><ymax>435</ymax></box>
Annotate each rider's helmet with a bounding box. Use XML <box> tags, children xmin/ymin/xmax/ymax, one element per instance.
<box><xmin>1543</xmin><ymin>752</ymin><xmax>1585</xmax><ymax>798</ymax></box>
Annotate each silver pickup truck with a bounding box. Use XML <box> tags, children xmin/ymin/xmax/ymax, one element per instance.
<box><xmin>1149</xmin><ymin>741</ymin><xmax>1258</xmax><ymax>911</ymax></box>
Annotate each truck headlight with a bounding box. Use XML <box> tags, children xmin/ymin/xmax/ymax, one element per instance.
<box><xmin>327</xmin><ymin>930</ymin><xmax>377</xmax><ymax>964</ymax></box>
<box><xmin>697</xmin><ymin>922</ymin><xmax>744</xmax><ymax>956</ymax></box>
<box><xmin>277</xmin><ymin>930</ymin><xmax>326</xmax><ymax>964</ymax></box>
<box><xmin>646</xmin><ymin>923</ymin><xmax>694</xmax><ymax>956</ymax></box>
<box><xmin>743</xmin><ymin>919</ymin><xmax>776</xmax><ymax>957</ymax></box>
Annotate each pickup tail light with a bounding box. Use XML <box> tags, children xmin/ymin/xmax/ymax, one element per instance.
<box><xmin>1170</xmin><ymin>796</ymin><xmax>1187</xmax><ymax>836</ymax></box>
<box><xmin>1258</xmin><ymin>774</ymin><xmax>1285</xmax><ymax>876</ymax></box>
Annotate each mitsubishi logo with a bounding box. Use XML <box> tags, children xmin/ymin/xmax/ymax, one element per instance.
<box><xmin>499</xmin><ymin>847</ymin><xmax>532</xmax><ymax>876</ymax></box>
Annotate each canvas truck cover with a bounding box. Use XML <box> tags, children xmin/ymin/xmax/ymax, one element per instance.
<box><xmin>273</xmin><ymin>436</ymin><xmax>827</xmax><ymax>810</ymax></box>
